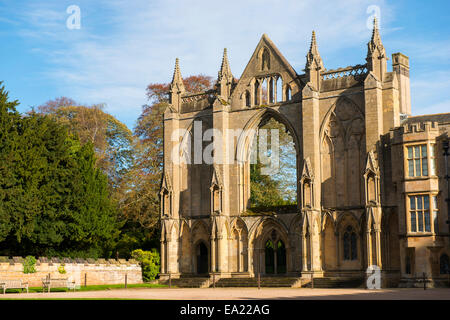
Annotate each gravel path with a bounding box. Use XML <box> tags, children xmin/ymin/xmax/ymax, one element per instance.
<box><xmin>2</xmin><ymin>287</ymin><xmax>450</xmax><ymax>300</ymax></box>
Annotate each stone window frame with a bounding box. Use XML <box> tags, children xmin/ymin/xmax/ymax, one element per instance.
<box><xmin>343</xmin><ymin>225</ymin><xmax>358</xmax><ymax>261</ymax></box>
<box><xmin>404</xmin><ymin>142</ymin><xmax>437</xmax><ymax>179</ymax></box>
<box><xmin>406</xmin><ymin>192</ymin><xmax>439</xmax><ymax>235</ymax></box>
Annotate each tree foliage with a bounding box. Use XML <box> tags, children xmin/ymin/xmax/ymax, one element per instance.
<box><xmin>0</xmin><ymin>84</ymin><xmax>119</xmax><ymax>257</ymax></box>
<box><xmin>131</xmin><ymin>249</ymin><xmax>160</xmax><ymax>281</ymax></box>
<box><xmin>249</xmin><ymin>117</ymin><xmax>297</xmax><ymax>208</ymax></box>
<box><xmin>36</xmin><ymin>99</ymin><xmax>134</xmax><ymax>189</ymax></box>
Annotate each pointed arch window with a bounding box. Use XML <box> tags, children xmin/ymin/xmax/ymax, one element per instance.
<box><xmin>245</xmin><ymin>90</ymin><xmax>251</xmax><ymax>107</ymax></box>
<box><xmin>285</xmin><ymin>85</ymin><xmax>291</xmax><ymax>101</ymax></box>
<box><xmin>343</xmin><ymin>226</ymin><xmax>357</xmax><ymax>260</ymax></box>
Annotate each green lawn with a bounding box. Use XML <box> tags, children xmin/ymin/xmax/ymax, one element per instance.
<box><xmin>1</xmin><ymin>282</ymin><xmax>167</xmax><ymax>294</ymax></box>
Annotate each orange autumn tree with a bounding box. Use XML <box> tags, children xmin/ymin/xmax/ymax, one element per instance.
<box><xmin>116</xmin><ymin>75</ymin><xmax>213</xmax><ymax>254</ymax></box>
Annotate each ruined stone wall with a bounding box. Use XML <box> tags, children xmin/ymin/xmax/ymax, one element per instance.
<box><xmin>0</xmin><ymin>257</ymin><xmax>142</xmax><ymax>287</ymax></box>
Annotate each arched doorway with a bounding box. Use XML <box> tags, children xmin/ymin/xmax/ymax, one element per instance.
<box><xmin>276</xmin><ymin>240</ymin><xmax>286</xmax><ymax>274</ymax></box>
<box><xmin>265</xmin><ymin>240</ymin><xmax>275</xmax><ymax>274</ymax></box>
<box><xmin>264</xmin><ymin>230</ymin><xmax>286</xmax><ymax>275</ymax></box>
<box><xmin>196</xmin><ymin>242</ymin><xmax>208</xmax><ymax>274</ymax></box>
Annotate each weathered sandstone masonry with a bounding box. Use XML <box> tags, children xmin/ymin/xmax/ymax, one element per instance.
<box><xmin>0</xmin><ymin>257</ymin><xmax>142</xmax><ymax>287</ymax></box>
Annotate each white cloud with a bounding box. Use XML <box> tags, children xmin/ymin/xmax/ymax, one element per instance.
<box><xmin>19</xmin><ymin>0</ymin><xmax>394</xmax><ymax>128</ymax></box>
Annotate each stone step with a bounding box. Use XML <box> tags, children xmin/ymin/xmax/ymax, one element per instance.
<box><xmin>160</xmin><ymin>277</ymin><xmax>210</xmax><ymax>288</ymax></box>
<box><xmin>213</xmin><ymin>277</ymin><xmax>301</xmax><ymax>288</ymax></box>
<box><xmin>304</xmin><ymin>277</ymin><xmax>364</xmax><ymax>288</ymax></box>
<box><xmin>160</xmin><ymin>276</ymin><xmax>364</xmax><ymax>288</ymax></box>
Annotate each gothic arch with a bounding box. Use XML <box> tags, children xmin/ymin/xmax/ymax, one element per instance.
<box><xmin>236</xmin><ymin>108</ymin><xmax>300</xmax><ymax>163</ymax></box>
<box><xmin>235</xmin><ymin>108</ymin><xmax>301</xmax><ymax>212</ymax></box>
<box><xmin>191</xmin><ymin>220</ymin><xmax>210</xmax><ymax>239</ymax></box>
<box><xmin>321</xmin><ymin>211</ymin><xmax>336</xmax><ymax>232</ymax></box>
<box><xmin>250</xmin><ymin>217</ymin><xmax>290</xmax><ymax>275</ymax></box>
<box><xmin>248</xmin><ymin>216</ymin><xmax>289</xmax><ymax>243</ymax></box>
<box><xmin>319</xmin><ymin>96</ymin><xmax>364</xmax><ymax>140</ymax></box>
<box><xmin>319</xmin><ymin>96</ymin><xmax>365</xmax><ymax>208</ymax></box>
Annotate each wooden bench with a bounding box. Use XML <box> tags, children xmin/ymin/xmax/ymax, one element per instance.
<box><xmin>42</xmin><ymin>278</ymin><xmax>76</xmax><ymax>293</ymax></box>
<box><xmin>0</xmin><ymin>280</ymin><xmax>29</xmax><ymax>294</ymax></box>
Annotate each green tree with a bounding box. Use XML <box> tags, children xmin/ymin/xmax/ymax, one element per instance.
<box><xmin>36</xmin><ymin>100</ymin><xmax>134</xmax><ymax>189</ymax></box>
<box><xmin>0</xmin><ymin>86</ymin><xmax>120</xmax><ymax>257</ymax></box>
<box><xmin>131</xmin><ymin>249</ymin><xmax>160</xmax><ymax>281</ymax></box>
<box><xmin>249</xmin><ymin>117</ymin><xmax>297</xmax><ymax>208</ymax></box>
<box><xmin>0</xmin><ymin>82</ymin><xmax>20</xmax><ymax>241</ymax></box>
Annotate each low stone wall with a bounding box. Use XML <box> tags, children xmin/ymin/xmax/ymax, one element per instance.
<box><xmin>0</xmin><ymin>257</ymin><xmax>142</xmax><ymax>287</ymax></box>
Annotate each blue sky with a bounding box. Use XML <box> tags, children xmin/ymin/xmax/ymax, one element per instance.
<box><xmin>0</xmin><ymin>0</ymin><xmax>449</xmax><ymax>129</ymax></box>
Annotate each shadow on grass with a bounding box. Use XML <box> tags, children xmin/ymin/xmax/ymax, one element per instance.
<box><xmin>0</xmin><ymin>283</ymin><xmax>168</xmax><ymax>294</ymax></box>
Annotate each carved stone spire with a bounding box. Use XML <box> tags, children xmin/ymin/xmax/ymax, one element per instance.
<box><xmin>169</xmin><ymin>58</ymin><xmax>185</xmax><ymax>111</ymax></box>
<box><xmin>367</xmin><ymin>17</ymin><xmax>385</xmax><ymax>58</ymax></box>
<box><xmin>305</xmin><ymin>31</ymin><xmax>324</xmax><ymax>91</ymax></box>
<box><xmin>170</xmin><ymin>58</ymin><xmax>185</xmax><ymax>93</ymax></box>
<box><xmin>366</xmin><ymin>17</ymin><xmax>387</xmax><ymax>81</ymax></box>
<box><xmin>306</xmin><ymin>31</ymin><xmax>324</xmax><ymax>70</ymax></box>
<box><xmin>216</xmin><ymin>48</ymin><xmax>233</xmax><ymax>99</ymax></box>
<box><xmin>218</xmin><ymin>48</ymin><xmax>233</xmax><ymax>82</ymax></box>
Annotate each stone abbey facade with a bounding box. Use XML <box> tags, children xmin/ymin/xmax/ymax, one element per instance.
<box><xmin>160</xmin><ymin>20</ymin><xmax>450</xmax><ymax>287</ymax></box>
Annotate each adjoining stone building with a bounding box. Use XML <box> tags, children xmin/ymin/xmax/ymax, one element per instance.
<box><xmin>159</xmin><ymin>20</ymin><xmax>450</xmax><ymax>287</ymax></box>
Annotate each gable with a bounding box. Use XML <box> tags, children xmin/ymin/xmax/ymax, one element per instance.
<box><xmin>230</xmin><ymin>34</ymin><xmax>302</xmax><ymax>108</ymax></box>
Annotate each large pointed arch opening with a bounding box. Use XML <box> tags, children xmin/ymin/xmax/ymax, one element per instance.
<box><xmin>237</xmin><ymin>109</ymin><xmax>299</xmax><ymax>214</ymax></box>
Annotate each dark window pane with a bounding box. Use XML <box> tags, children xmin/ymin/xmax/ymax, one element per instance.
<box><xmin>422</xmin><ymin>158</ymin><xmax>428</xmax><ymax>176</ymax></box>
<box><xmin>411</xmin><ymin>212</ymin><xmax>416</xmax><ymax>232</ymax></box>
<box><xmin>415</xmin><ymin>159</ymin><xmax>420</xmax><ymax>176</ymax></box>
<box><xmin>410</xmin><ymin>196</ymin><xmax>415</xmax><ymax>210</ymax></box>
<box><xmin>343</xmin><ymin>233</ymin><xmax>350</xmax><ymax>260</ymax></box>
<box><xmin>407</xmin><ymin>147</ymin><xmax>413</xmax><ymax>159</ymax></box>
<box><xmin>351</xmin><ymin>233</ymin><xmax>357</xmax><ymax>260</ymax></box>
<box><xmin>418</xmin><ymin>212</ymin><xmax>423</xmax><ymax>232</ymax></box>
<box><xmin>424</xmin><ymin>196</ymin><xmax>429</xmax><ymax>209</ymax></box>
<box><xmin>425</xmin><ymin>211</ymin><xmax>431</xmax><ymax>232</ymax></box>
<box><xmin>421</xmin><ymin>145</ymin><xmax>427</xmax><ymax>157</ymax></box>
<box><xmin>408</xmin><ymin>160</ymin><xmax>414</xmax><ymax>176</ymax></box>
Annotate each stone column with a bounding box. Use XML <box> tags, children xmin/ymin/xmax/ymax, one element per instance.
<box><xmin>310</xmin><ymin>233</ymin><xmax>315</xmax><ymax>271</ymax></box>
<box><xmin>238</xmin><ymin>235</ymin><xmax>242</xmax><ymax>273</ymax></box>
<box><xmin>335</xmin><ymin>232</ymin><xmax>340</xmax><ymax>268</ymax></box>
<box><xmin>217</xmin><ymin>236</ymin><xmax>222</xmax><ymax>272</ymax></box>
<box><xmin>160</xmin><ymin>240</ymin><xmax>166</xmax><ymax>274</ymax></box>
<box><xmin>166</xmin><ymin>238</ymin><xmax>172</xmax><ymax>273</ymax></box>
<box><xmin>366</xmin><ymin>231</ymin><xmax>372</xmax><ymax>267</ymax></box>
<box><xmin>190</xmin><ymin>240</ymin><xmax>195</xmax><ymax>274</ymax></box>
<box><xmin>274</xmin><ymin>77</ymin><xmax>278</xmax><ymax>102</ymax></box>
<box><xmin>301</xmin><ymin>233</ymin><xmax>308</xmax><ymax>272</ymax></box>
<box><xmin>374</xmin><ymin>228</ymin><xmax>382</xmax><ymax>267</ymax></box>
<box><xmin>211</xmin><ymin>236</ymin><xmax>216</xmax><ymax>273</ymax></box>
<box><xmin>258</xmin><ymin>79</ymin><xmax>262</xmax><ymax>105</ymax></box>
